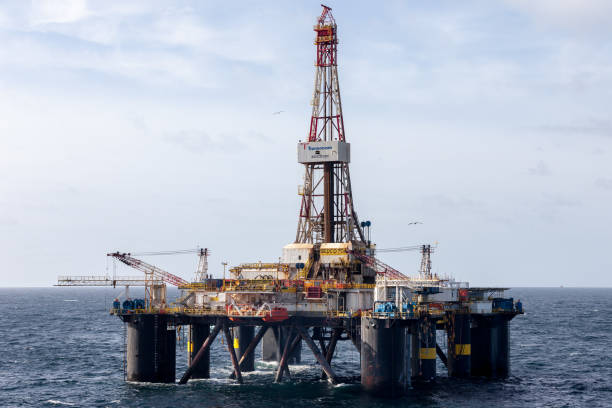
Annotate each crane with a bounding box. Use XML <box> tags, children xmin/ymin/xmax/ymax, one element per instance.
<box><xmin>107</xmin><ymin>252</ymin><xmax>189</xmax><ymax>309</ymax></box>
<box><xmin>355</xmin><ymin>244</ymin><xmax>437</xmax><ymax>280</ymax></box>
<box><xmin>107</xmin><ymin>252</ymin><xmax>189</xmax><ymax>287</ymax></box>
<box><xmin>194</xmin><ymin>248</ymin><xmax>210</xmax><ymax>282</ymax></box>
<box><xmin>57</xmin><ymin>248</ymin><xmax>208</xmax><ymax>310</ymax></box>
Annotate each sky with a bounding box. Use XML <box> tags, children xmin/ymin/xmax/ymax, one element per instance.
<box><xmin>1</xmin><ymin>0</ymin><xmax>611</xmax><ymax>287</ymax></box>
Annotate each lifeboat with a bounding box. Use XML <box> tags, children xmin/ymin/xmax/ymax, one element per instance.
<box><xmin>263</xmin><ymin>307</ymin><xmax>289</xmax><ymax>322</ymax></box>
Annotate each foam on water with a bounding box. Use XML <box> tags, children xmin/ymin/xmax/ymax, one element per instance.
<box><xmin>45</xmin><ymin>400</ymin><xmax>75</xmax><ymax>406</ymax></box>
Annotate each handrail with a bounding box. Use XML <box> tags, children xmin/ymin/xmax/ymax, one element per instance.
<box><xmin>179</xmin><ymin>279</ymin><xmax>376</xmax><ymax>293</ymax></box>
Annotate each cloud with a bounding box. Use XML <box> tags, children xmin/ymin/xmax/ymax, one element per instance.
<box><xmin>534</xmin><ymin>193</ymin><xmax>582</xmax><ymax>222</ymax></box>
<box><xmin>541</xmin><ymin>193</ymin><xmax>582</xmax><ymax>209</ymax></box>
<box><xmin>0</xmin><ymin>1</ymin><xmax>611</xmax><ymax>287</ymax></box>
<box><xmin>595</xmin><ymin>178</ymin><xmax>612</xmax><ymax>191</ymax></box>
<box><xmin>30</xmin><ymin>0</ymin><xmax>89</xmax><ymax>25</ymax></box>
<box><xmin>419</xmin><ymin>194</ymin><xmax>487</xmax><ymax>216</ymax></box>
<box><xmin>0</xmin><ymin>2</ymin><xmax>300</xmax><ymax>93</ymax></box>
<box><xmin>0</xmin><ymin>216</ymin><xmax>18</xmax><ymax>227</ymax></box>
<box><xmin>163</xmin><ymin>130</ymin><xmax>248</xmax><ymax>153</ymax></box>
<box><xmin>528</xmin><ymin>161</ymin><xmax>551</xmax><ymax>176</ymax></box>
<box><xmin>537</xmin><ymin>118</ymin><xmax>612</xmax><ymax>138</ymax></box>
<box><xmin>504</xmin><ymin>0</ymin><xmax>612</xmax><ymax>30</ymax></box>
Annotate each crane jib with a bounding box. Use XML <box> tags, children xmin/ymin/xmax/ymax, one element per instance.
<box><xmin>109</xmin><ymin>252</ymin><xmax>188</xmax><ymax>286</ymax></box>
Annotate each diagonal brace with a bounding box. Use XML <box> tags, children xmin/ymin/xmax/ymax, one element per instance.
<box><xmin>179</xmin><ymin>321</ymin><xmax>222</xmax><ymax>384</ymax></box>
<box><xmin>275</xmin><ymin>327</ymin><xmax>297</xmax><ymax>383</ymax></box>
<box><xmin>229</xmin><ymin>325</ymin><xmax>269</xmax><ymax>380</ymax></box>
<box><xmin>436</xmin><ymin>343</ymin><xmax>448</xmax><ymax>367</ymax></box>
<box><xmin>281</xmin><ymin>328</ymin><xmax>304</xmax><ymax>381</ymax></box>
<box><xmin>321</xmin><ymin>327</ymin><xmax>342</xmax><ymax>379</ymax></box>
<box><xmin>296</xmin><ymin>326</ymin><xmax>338</xmax><ymax>384</ymax></box>
<box><xmin>223</xmin><ymin>323</ymin><xmax>243</xmax><ymax>384</ymax></box>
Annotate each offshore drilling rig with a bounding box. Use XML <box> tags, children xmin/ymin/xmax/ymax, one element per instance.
<box><xmin>57</xmin><ymin>6</ymin><xmax>522</xmax><ymax>396</ymax></box>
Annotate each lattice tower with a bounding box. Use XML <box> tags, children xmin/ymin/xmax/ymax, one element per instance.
<box><xmin>295</xmin><ymin>6</ymin><xmax>365</xmax><ymax>244</ymax></box>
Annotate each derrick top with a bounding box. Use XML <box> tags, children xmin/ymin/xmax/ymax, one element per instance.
<box><xmin>314</xmin><ymin>5</ymin><xmax>338</xmax><ymax>50</ymax></box>
<box><xmin>316</xmin><ymin>5</ymin><xmax>335</xmax><ymax>28</ymax></box>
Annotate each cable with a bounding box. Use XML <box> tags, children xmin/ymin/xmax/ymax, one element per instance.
<box><xmin>129</xmin><ymin>248</ymin><xmax>206</xmax><ymax>256</ymax></box>
<box><xmin>376</xmin><ymin>245</ymin><xmax>422</xmax><ymax>253</ymax></box>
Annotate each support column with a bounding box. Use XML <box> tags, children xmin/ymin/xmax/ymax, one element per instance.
<box><xmin>262</xmin><ymin>326</ymin><xmax>301</xmax><ymax>364</ymax></box>
<box><xmin>165</xmin><ymin>327</ymin><xmax>176</xmax><ymax>383</ymax></box>
<box><xmin>496</xmin><ymin>316</ymin><xmax>510</xmax><ymax>378</ymax></box>
<box><xmin>418</xmin><ymin>318</ymin><xmax>436</xmax><ymax>381</ymax></box>
<box><xmin>126</xmin><ymin>315</ymin><xmax>176</xmax><ymax>383</ymax></box>
<box><xmin>189</xmin><ymin>323</ymin><xmax>210</xmax><ymax>379</ymax></box>
<box><xmin>410</xmin><ymin>330</ymin><xmax>419</xmax><ymax>381</ymax></box>
<box><xmin>471</xmin><ymin>316</ymin><xmax>510</xmax><ymax>378</ymax></box>
<box><xmin>447</xmin><ymin>312</ymin><xmax>471</xmax><ymax>377</ymax></box>
<box><xmin>349</xmin><ymin>324</ymin><xmax>361</xmax><ymax>352</ymax></box>
<box><xmin>233</xmin><ymin>326</ymin><xmax>255</xmax><ymax>372</ymax></box>
<box><xmin>360</xmin><ymin>317</ymin><xmax>410</xmax><ymax>396</ymax></box>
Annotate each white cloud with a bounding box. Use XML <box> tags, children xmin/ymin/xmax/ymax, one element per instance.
<box><xmin>0</xmin><ymin>2</ymin><xmax>295</xmax><ymax>90</ymax></box>
<box><xmin>29</xmin><ymin>0</ymin><xmax>89</xmax><ymax>25</ymax></box>
<box><xmin>0</xmin><ymin>1</ymin><xmax>611</xmax><ymax>286</ymax></box>
<box><xmin>505</xmin><ymin>0</ymin><xmax>612</xmax><ymax>30</ymax></box>
<box><xmin>528</xmin><ymin>161</ymin><xmax>551</xmax><ymax>176</ymax></box>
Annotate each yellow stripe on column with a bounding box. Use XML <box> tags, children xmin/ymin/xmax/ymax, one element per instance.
<box><xmin>419</xmin><ymin>347</ymin><xmax>436</xmax><ymax>359</ymax></box>
<box><xmin>188</xmin><ymin>341</ymin><xmax>192</xmax><ymax>353</ymax></box>
<box><xmin>234</xmin><ymin>337</ymin><xmax>240</xmax><ymax>349</ymax></box>
<box><xmin>455</xmin><ymin>344</ymin><xmax>471</xmax><ymax>355</ymax></box>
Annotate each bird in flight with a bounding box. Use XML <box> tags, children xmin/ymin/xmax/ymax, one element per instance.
<box><xmin>272</xmin><ymin>110</ymin><xmax>285</xmax><ymax>115</ymax></box>
<box><xmin>407</xmin><ymin>221</ymin><xmax>422</xmax><ymax>225</ymax></box>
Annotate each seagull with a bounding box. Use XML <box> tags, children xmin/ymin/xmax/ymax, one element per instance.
<box><xmin>407</xmin><ymin>221</ymin><xmax>422</xmax><ymax>225</ymax></box>
<box><xmin>272</xmin><ymin>110</ymin><xmax>285</xmax><ymax>115</ymax></box>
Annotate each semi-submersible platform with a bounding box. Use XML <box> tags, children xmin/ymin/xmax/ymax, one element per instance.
<box><xmin>57</xmin><ymin>6</ymin><xmax>523</xmax><ymax>396</ymax></box>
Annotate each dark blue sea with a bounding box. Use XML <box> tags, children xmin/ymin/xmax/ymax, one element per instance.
<box><xmin>1</xmin><ymin>288</ymin><xmax>611</xmax><ymax>407</ymax></box>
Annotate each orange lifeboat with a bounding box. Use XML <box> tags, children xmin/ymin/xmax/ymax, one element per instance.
<box><xmin>263</xmin><ymin>307</ymin><xmax>289</xmax><ymax>322</ymax></box>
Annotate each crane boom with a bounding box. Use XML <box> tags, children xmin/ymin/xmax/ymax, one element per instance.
<box><xmin>352</xmin><ymin>252</ymin><xmax>409</xmax><ymax>280</ymax></box>
<box><xmin>354</xmin><ymin>244</ymin><xmax>437</xmax><ymax>281</ymax></box>
<box><xmin>56</xmin><ymin>275</ymin><xmax>160</xmax><ymax>287</ymax></box>
<box><xmin>107</xmin><ymin>252</ymin><xmax>189</xmax><ymax>286</ymax></box>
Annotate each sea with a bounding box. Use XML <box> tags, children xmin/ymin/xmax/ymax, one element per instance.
<box><xmin>1</xmin><ymin>288</ymin><xmax>611</xmax><ymax>407</ymax></box>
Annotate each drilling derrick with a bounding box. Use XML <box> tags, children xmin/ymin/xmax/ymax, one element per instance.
<box><xmin>296</xmin><ymin>5</ymin><xmax>365</xmax><ymax>245</ymax></box>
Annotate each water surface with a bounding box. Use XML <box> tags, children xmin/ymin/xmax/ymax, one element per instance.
<box><xmin>1</xmin><ymin>288</ymin><xmax>610</xmax><ymax>407</ymax></box>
